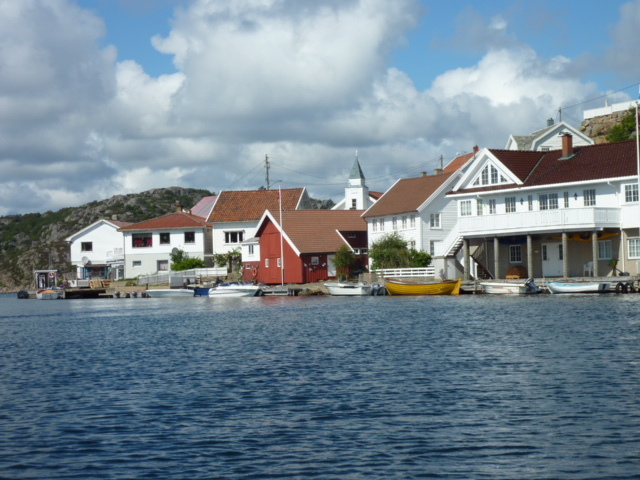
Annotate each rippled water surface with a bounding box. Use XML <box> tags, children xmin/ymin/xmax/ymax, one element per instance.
<box><xmin>1</xmin><ymin>292</ymin><xmax>639</xmax><ymax>479</ymax></box>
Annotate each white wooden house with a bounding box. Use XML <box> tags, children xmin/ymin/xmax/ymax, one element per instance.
<box><xmin>66</xmin><ymin>218</ymin><xmax>132</xmax><ymax>282</ymax></box>
<box><xmin>362</xmin><ymin>151</ymin><xmax>476</xmax><ymax>277</ymax></box>
<box><xmin>505</xmin><ymin>119</ymin><xmax>593</xmax><ymax>151</ymax></box>
<box><xmin>446</xmin><ymin>135</ymin><xmax>640</xmax><ymax>279</ymax></box>
<box><xmin>119</xmin><ymin>211</ymin><xmax>212</xmax><ymax>278</ymax></box>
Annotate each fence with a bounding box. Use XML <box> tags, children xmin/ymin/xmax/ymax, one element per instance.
<box><xmin>373</xmin><ymin>267</ymin><xmax>436</xmax><ymax>278</ymax></box>
<box><xmin>137</xmin><ymin>267</ymin><xmax>228</xmax><ymax>286</ymax></box>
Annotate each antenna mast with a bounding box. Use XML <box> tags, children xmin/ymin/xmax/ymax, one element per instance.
<box><xmin>265</xmin><ymin>154</ymin><xmax>270</xmax><ymax>190</ymax></box>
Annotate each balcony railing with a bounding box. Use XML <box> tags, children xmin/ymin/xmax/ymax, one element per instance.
<box><xmin>458</xmin><ymin>207</ymin><xmax>620</xmax><ymax>236</ymax></box>
<box><xmin>106</xmin><ymin>248</ymin><xmax>124</xmax><ymax>262</ymax></box>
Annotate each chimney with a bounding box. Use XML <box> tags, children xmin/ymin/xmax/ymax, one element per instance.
<box><xmin>421</xmin><ymin>171</ymin><xmax>427</xmax><ymax>177</ymax></box>
<box><xmin>473</xmin><ymin>145</ymin><xmax>479</xmax><ymax>153</ymax></box>
<box><xmin>434</xmin><ymin>168</ymin><xmax>443</xmax><ymax>175</ymax></box>
<box><xmin>176</xmin><ymin>202</ymin><xmax>183</xmax><ymax>213</ymax></box>
<box><xmin>547</xmin><ymin>118</ymin><xmax>554</xmax><ymax>127</ymax></box>
<box><xmin>561</xmin><ymin>133</ymin><xmax>573</xmax><ymax>158</ymax></box>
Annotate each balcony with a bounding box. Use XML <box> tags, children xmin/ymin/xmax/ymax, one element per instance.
<box><xmin>458</xmin><ymin>207</ymin><xmax>620</xmax><ymax>237</ymax></box>
<box><xmin>106</xmin><ymin>248</ymin><xmax>124</xmax><ymax>262</ymax></box>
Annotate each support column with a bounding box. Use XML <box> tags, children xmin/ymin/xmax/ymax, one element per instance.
<box><xmin>562</xmin><ymin>232</ymin><xmax>569</xmax><ymax>278</ymax></box>
<box><xmin>527</xmin><ymin>235</ymin><xmax>533</xmax><ymax>279</ymax></box>
<box><xmin>494</xmin><ymin>237</ymin><xmax>500</xmax><ymax>279</ymax></box>
<box><xmin>592</xmin><ymin>231</ymin><xmax>599</xmax><ymax>277</ymax></box>
<box><xmin>463</xmin><ymin>238</ymin><xmax>470</xmax><ymax>281</ymax></box>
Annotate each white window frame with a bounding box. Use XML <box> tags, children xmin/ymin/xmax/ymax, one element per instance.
<box><xmin>509</xmin><ymin>245</ymin><xmax>522</xmax><ymax>264</ymax></box>
<box><xmin>625</xmin><ymin>184</ymin><xmax>639</xmax><ymax>203</ymax></box>
<box><xmin>430</xmin><ymin>213</ymin><xmax>441</xmax><ymax>229</ymax></box>
<box><xmin>460</xmin><ymin>200</ymin><xmax>472</xmax><ymax>216</ymax></box>
<box><xmin>628</xmin><ymin>238</ymin><xmax>640</xmax><ymax>259</ymax></box>
<box><xmin>583</xmin><ymin>189</ymin><xmax>596</xmax><ymax>207</ymax></box>
<box><xmin>598</xmin><ymin>240</ymin><xmax>612</xmax><ymax>260</ymax></box>
<box><xmin>410</xmin><ymin>214</ymin><xmax>416</xmax><ymax>228</ymax></box>
<box><xmin>489</xmin><ymin>199</ymin><xmax>496</xmax><ymax>214</ymax></box>
<box><xmin>505</xmin><ymin>196</ymin><xmax>516</xmax><ymax>213</ymax></box>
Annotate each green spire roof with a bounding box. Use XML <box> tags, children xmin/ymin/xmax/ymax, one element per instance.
<box><xmin>349</xmin><ymin>157</ymin><xmax>365</xmax><ymax>181</ymax></box>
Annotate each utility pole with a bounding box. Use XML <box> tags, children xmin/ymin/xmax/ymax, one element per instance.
<box><xmin>265</xmin><ymin>154</ymin><xmax>270</xmax><ymax>190</ymax></box>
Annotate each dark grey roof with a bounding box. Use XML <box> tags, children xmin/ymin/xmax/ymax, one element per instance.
<box><xmin>349</xmin><ymin>158</ymin><xmax>365</xmax><ymax>180</ymax></box>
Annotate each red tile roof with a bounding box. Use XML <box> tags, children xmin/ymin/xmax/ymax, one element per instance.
<box><xmin>363</xmin><ymin>172</ymin><xmax>455</xmax><ymax>217</ymax></box>
<box><xmin>119</xmin><ymin>212</ymin><xmax>210</xmax><ymax>231</ymax></box>
<box><xmin>264</xmin><ymin>209</ymin><xmax>367</xmax><ymax>254</ymax></box>
<box><xmin>190</xmin><ymin>195</ymin><xmax>217</xmax><ymax>219</ymax></box>
<box><xmin>207</xmin><ymin>188</ymin><xmax>306</xmax><ymax>223</ymax></box>
<box><xmin>444</xmin><ymin>151</ymin><xmax>476</xmax><ymax>173</ymax></box>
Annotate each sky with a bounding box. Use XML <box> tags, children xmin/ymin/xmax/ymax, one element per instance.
<box><xmin>1</xmin><ymin>0</ymin><xmax>640</xmax><ymax>216</ymax></box>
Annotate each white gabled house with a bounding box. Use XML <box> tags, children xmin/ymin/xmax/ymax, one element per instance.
<box><xmin>505</xmin><ymin>119</ymin><xmax>593</xmax><ymax>151</ymax></box>
<box><xmin>119</xmin><ymin>210</ymin><xmax>213</xmax><ymax>278</ymax></box>
<box><xmin>362</xmin><ymin>151</ymin><xmax>475</xmax><ymax>277</ymax></box>
<box><xmin>446</xmin><ymin>135</ymin><xmax>640</xmax><ymax>279</ymax></box>
<box><xmin>66</xmin><ymin>218</ymin><xmax>133</xmax><ymax>282</ymax></box>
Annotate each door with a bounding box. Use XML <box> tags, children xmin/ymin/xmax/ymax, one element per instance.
<box><xmin>542</xmin><ymin>242</ymin><xmax>563</xmax><ymax>276</ymax></box>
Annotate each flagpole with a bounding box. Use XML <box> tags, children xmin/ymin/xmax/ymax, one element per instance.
<box><xmin>279</xmin><ymin>184</ymin><xmax>284</xmax><ymax>286</ymax></box>
<box><xmin>636</xmin><ymin>101</ymin><xmax>640</xmax><ymax>236</ymax></box>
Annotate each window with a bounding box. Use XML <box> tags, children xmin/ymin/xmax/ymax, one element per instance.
<box><xmin>184</xmin><ymin>231</ymin><xmax>196</xmax><ymax>244</ymax></box>
<box><xmin>476</xmin><ymin>199</ymin><xmax>483</xmax><ymax>216</ymax></box>
<box><xmin>475</xmin><ymin>164</ymin><xmax>506</xmax><ymax>186</ymax></box>
<box><xmin>505</xmin><ymin>197</ymin><xmax>516</xmax><ymax>213</ymax></box>
<box><xmin>392</xmin><ymin>217</ymin><xmax>398</xmax><ymax>230</ymax></box>
<box><xmin>224</xmin><ymin>231</ymin><xmax>243</xmax><ymax>244</ymax></box>
<box><xmin>528</xmin><ymin>195</ymin><xmax>533</xmax><ymax>211</ymax></box>
<box><xmin>629</xmin><ymin>238</ymin><xmax>640</xmax><ymax>259</ymax></box>
<box><xmin>277</xmin><ymin>258</ymin><xmax>281</xmax><ymax>268</ymax></box>
<box><xmin>490</xmin><ymin>165</ymin><xmax>498</xmax><ymax>184</ymax></box>
<box><xmin>409</xmin><ymin>240</ymin><xmax>416</xmax><ymax>249</ymax></box>
<box><xmin>559</xmin><ymin>244</ymin><xmax>563</xmax><ymax>261</ymax></box>
<box><xmin>430</xmin><ymin>213</ymin><xmax>441</xmax><ymax>229</ymax></box>
<box><xmin>265</xmin><ymin>258</ymin><xmax>270</xmax><ymax>268</ymax></box>
<box><xmin>489</xmin><ymin>199</ymin><xmax>496</xmax><ymax>214</ymax></box>
<box><xmin>351</xmin><ymin>199</ymin><xmax>357</xmax><ymax>209</ymax></box>
<box><xmin>598</xmin><ymin>240</ymin><xmax>612</xmax><ymax>260</ymax></box>
<box><xmin>132</xmin><ymin>260</ymin><xmax>141</xmax><ymax>267</ymax></box>
<box><xmin>625</xmin><ymin>184</ymin><xmax>639</xmax><ymax>203</ymax></box>
<box><xmin>542</xmin><ymin>245</ymin><xmax>548</xmax><ymax>261</ymax></box>
<box><xmin>81</xmin><ymin>242</ymin><xmax>93</xmax><ymax>252</ymax></box>
<box><xmin>372</xmin><ymin>219</ymin><xmax>377</xmax><ymax>232</ymax></box>
<box><xmin>509</xmin><ymin>245</ymin><xmax>522</xmax><ymax>263</ymax></box>
<box><xmin>460</xmin><ymin>200</ymin><xmax>472</xmax><ymax>216</ymax></box>
<box><xmin>430</xmin><ymin>241</ymin><xmax>435</xmax><ymax>256</ymax></box>
<box><xmin>563</xmin><ymin>192</ymin><xmax>569</xmax><ymax>208</ymax></box>
<box><xmin>248</xmin><ymin>244</ymin><xmax>255</xmax><ymax>255</ymax></box>
<box><xmin>539</xmin><ymin>193</ymin><xmax>558</xmax><ymax>210</ymax></box>
<box><xmin>401</xmin><ymin>216</ymin><xmax>407</xmax><ymax>229</ymax></box>
<box><xmin>311</xmin><ymin>256</ymin><xmax>319</xmax><ymax>265</ymax></box>
<box><xmin>380</xmin><ymin>218</ymin><xmax>385</xmax><ymax>231</ymax></box>
<box><xmin>160</xmin><ymin>232</ymin><xmax>170</xmax><ymax>245</ymax></box>
<box><xmin>132</xmin><ymin>233</ymin><xmax>152</xmax><ymax>248</ymax></box>
<box><xmin>410</xmin><ymin>215</ymin><xmax>415</xmax><ymax>227</ymax></box>
<box><xmin>157</xmin><ymin>260</ymin><xmax>169</xmax><ymax>271</ymax></box>
<box><xmin>583</xmin><ymin>189</ymin><xmax>596</xmax><ymax>207</ymax></box>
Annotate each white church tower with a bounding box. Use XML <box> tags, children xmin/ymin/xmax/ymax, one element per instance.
<box><xmin>333</xmin><ymin>152</ymin><xmax>373</xmax><ymax>210</ymax></box>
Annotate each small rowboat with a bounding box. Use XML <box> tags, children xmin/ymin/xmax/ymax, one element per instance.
<box><xmin>480</xmin><ymin>278</ymin><xmax>541</xmax><ymax>294</ymax></box>
<box><xmin>324</xmin><ymin>281</ymin><xmax>372</xmax><ymax>296</ymax></box>
<box><xmin>546</xmin><ymin>281</ymin><xmax>611</xmax><ymax>294</ymax></box>
<box><xmin>36</xmin><ymin>289</ymin><xmax>61</xmax><ymax>300</ymax></box>
<box><xmin>384</xmin><ymin>278</ymin><xmax>462</xmax><ymax>296</ymax></box>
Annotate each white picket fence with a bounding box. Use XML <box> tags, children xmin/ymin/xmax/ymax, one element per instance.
<box><xmin>373</xmin><ymin>267</ymin><xmax>436</xmax><ymax>278</ymax></box>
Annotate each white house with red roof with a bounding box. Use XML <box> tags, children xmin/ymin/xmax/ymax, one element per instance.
<box><xmin>66</xmin><ymin>218</ymin><xmax>133</xmax><ymax>282</ymax></box>
<box><xmin>447</xmin><ymin>135</ymin><xmax>640</xmax><ymax>279</ymax></box>
<box><xmin>362</xmin><ymin>150</ymin><xmax>476</xmax><ymax>278</ymax></box>
<box><xmin>119</xmin><ymin>208</ymin><xmax>212</xmax><ymax>278</ymax></box>
<box><xmin>247</xmin><ymin>209</ymin><xmax>368</xmax><ymax>284</ymax></box>
<box><xmin>207</xmin><ymin>187</ymin><xmax>312</xmax><ymax>259</ymax></box>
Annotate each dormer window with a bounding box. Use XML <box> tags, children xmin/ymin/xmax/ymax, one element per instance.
<box><xmin>472</xmin><ymin>164</ymin><xmax>508</xmax><ymax>186</ymax></box>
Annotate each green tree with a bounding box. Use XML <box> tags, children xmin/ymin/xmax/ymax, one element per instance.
<box><xmin>369</xmin><ymin>232</ymin><xmax>432</xmax><ymax>269</ymax></box>
<box><xmin>170</xmin><ymin>248</ymin><xmax>205</xmax><ymax>271</ymax></box>
<box><xmin>606</xmin><ymin>108</ymin><xmax>637</xmax><ymax>143</ymax></box>
<box><xmin>333</xmin><ymin>244</ymin><xmax>356</xmax><ymax>280</ymax></box>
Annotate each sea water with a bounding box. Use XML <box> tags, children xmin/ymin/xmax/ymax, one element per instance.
<box><xmin>0</xmin><ymin>292</ymin><xmax>639</xmax><ymax>479</ymax></box>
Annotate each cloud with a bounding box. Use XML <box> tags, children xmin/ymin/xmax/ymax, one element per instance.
<box><xmin>0</xmin><ymin>0</ymin><xmax>637</xmax><ymax>216</ymax></box>
<box><xmin>604</xmin><ymin>0</ymin><xmax>640</xmax><ymax>82</ymax></box>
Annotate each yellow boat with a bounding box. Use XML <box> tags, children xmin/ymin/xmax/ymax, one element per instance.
<box><xmin>384</xmin><ymin>278</ymin><xmax>462</xmax><ymax>296</ymax></box>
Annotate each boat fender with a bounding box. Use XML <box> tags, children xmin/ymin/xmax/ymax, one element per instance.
<box><xmin>615</xmin><ymin>282</ymin><xmax>623</xmax><ymax>294</ymax></box>
<box><xmin>616</xmin><ymin>282</ymin><xmax>630</xmax><ymax>294</ymax></box>
<box><xmin>251</xmin><ymin>267</ymin><xmax>258</xmax><ymax>277</ymax></box>
<box><xmin>626</xmin><ymin>282</ymin><xmax>635</xmax><ymax>293</ymax></box>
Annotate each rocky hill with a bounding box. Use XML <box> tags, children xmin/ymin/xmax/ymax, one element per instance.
<box><xmin>0</xmin><ymin>187</ymin><xmax>213</xmax><ymax>291</ymax></box>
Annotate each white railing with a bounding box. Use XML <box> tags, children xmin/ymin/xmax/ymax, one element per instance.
<box><xmin>374</xmin><ymin>267</ymin><xmax>436</xmax><ymax>278</ymax></box>
<box><xmin>138</xmin><ymin>267</ymin><xmax>228</xmax><ymax>286</ymax></box>
<box><xmin>106</xmin><ymin>248</ymin><xmax>124</xmax><ymax>261</ymax></box>
<box><xmin>437</xmin><ymin>222</ymin><xmax>461</xmax><ymax>257</ymax></box>
<box><xmin>458</xmin><ymin>207</ymin><xmax>620</xmax><ymax>236</ymax></box>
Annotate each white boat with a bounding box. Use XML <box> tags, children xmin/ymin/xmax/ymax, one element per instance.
<box><xmin>546</xmin><ymin>281</ymin><xmax>611</xmax><ymax>294</ymax></box>
<box><xmin>324</xmin><ymin>281</ymin><xmax>373</xmax><ymax>296</ymax></box>
<box><xmin>480</xmin><ymin>278</ymin><xmax>542</xmax><ymax>294</ymax></box>
<box><xmin>145</xmin><ymin>288</ymin><xmax>194</xmax><ymax>297</ymax></box>
<box><xmin>208</xmin><ymin>282</ymin><xmax>262</xmax><ymax>297</ymax></box>
<box><xmin>36</xmin><ymin>289</ymin><xmax>61</xmax><ymax>300</ymax></box>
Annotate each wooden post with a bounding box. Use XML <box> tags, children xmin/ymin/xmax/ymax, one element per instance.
<box><xmin>494</xmin><ymin>237</ymin><xmax>500</xmax><ymax>279</ymax></box>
